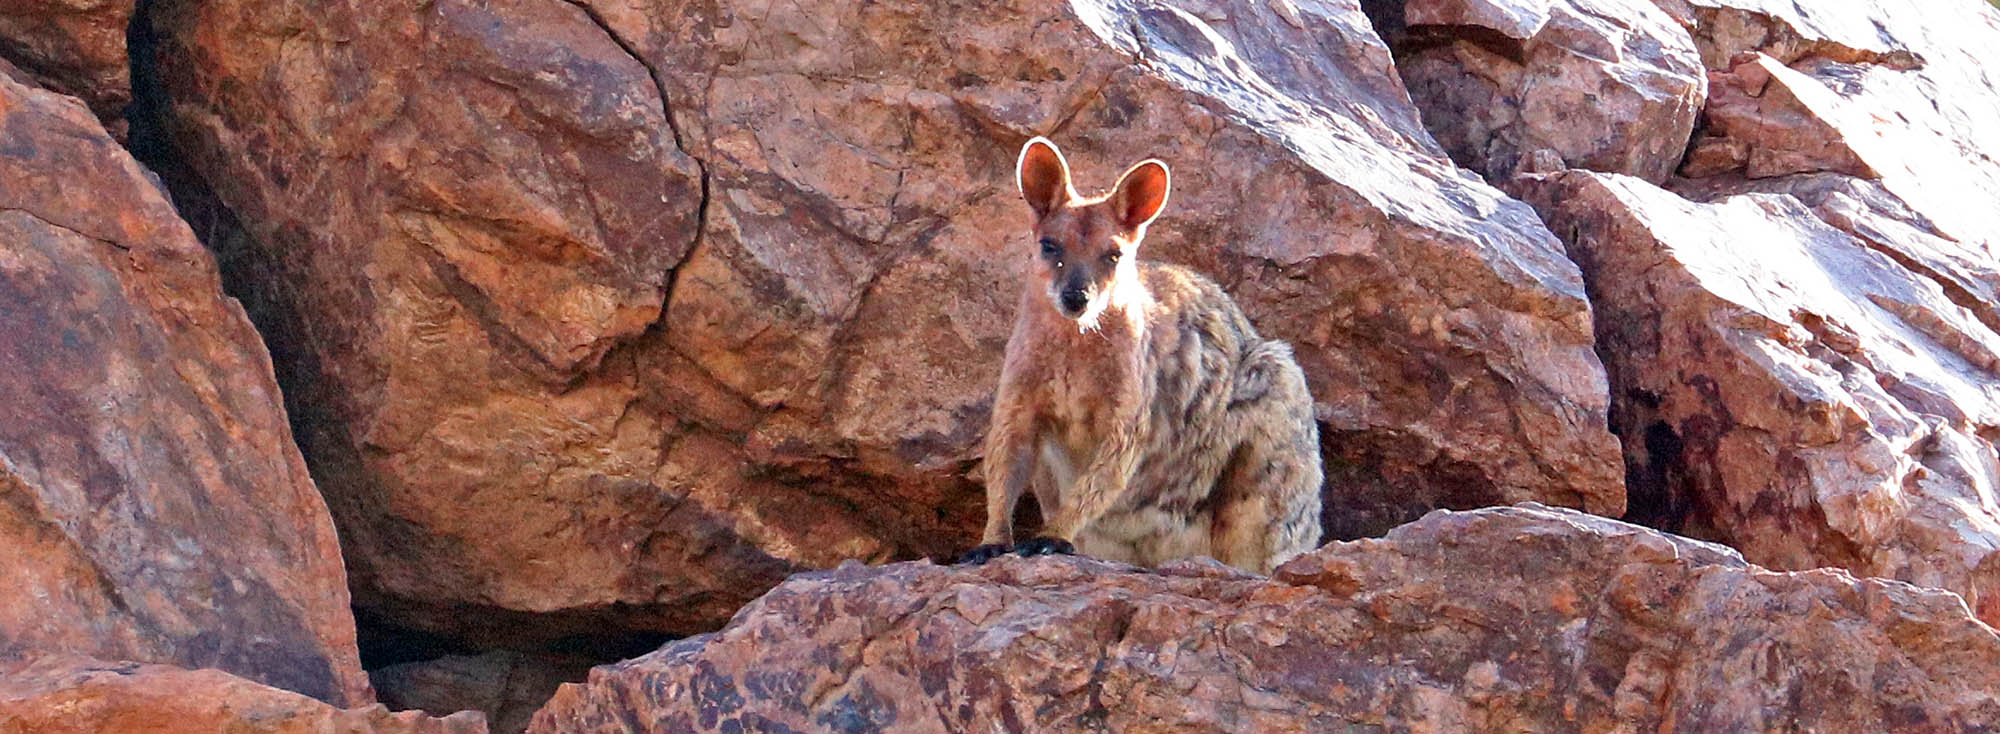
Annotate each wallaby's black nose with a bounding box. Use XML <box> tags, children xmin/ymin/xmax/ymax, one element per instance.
<box><xmin>1060</xmin><ymin>289</ymin><xmax>1089</xmax><ymax>314</ymax></box>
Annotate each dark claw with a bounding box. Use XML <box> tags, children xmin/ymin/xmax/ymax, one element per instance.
<box><xmin>1012</xmin><ymin>536</ymin><xmax>1076</xmax><ymax>558</ymax></box>
<box><xmin>956</xmin><ymin>543</ymin><xmax>1012</xmax><ymax>565</ymax></box>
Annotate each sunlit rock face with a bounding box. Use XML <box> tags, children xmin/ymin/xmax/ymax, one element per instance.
<box><xmin>1377</xmin><ymin>0</ymin><xmax>1708</xmax><ymax>183</ymax></box>
<box><xmin>1521</xmin><ymin>169</ymin><xmax>2000</xmax><ymax>625</ymax></box>
<box><xmin>1514</xmin><ymin>0</ymin><xmax>2000</xmax><ymax>626</ymax></box>
<box><xmin>149</xmin><ymin>0</ymin><xmax>1623</xmax><ymax>644</ymax></box>
<box><xmin>0</xmin><ymin>68</ymin><xmax>369</xmax><ymax>706</ymax></box>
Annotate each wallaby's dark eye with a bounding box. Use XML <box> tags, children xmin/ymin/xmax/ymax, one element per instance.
<box><xmin>1103</xmin><ymin>251</ymin><xmax>1121</xmax><ymax>266</ymax></box>
<box><xmin>1039</xmin><ymin>238</ymin><xmax>1061</xmax><ymax>257</ymax></box>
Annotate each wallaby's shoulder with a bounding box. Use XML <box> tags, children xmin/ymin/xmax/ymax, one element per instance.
<box><xmin>1137</xmin><ymin>260</ymin><xmax>1259</xmax><ymax>336</ymax></box>
<box><xmin>1137</xmin><ymin>260</ymin><xmax>1222</xmax><ymax>301</ymax></box>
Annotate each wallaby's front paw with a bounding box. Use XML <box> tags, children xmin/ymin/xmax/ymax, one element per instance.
<box><xmin>957</xmin><ymin>543</ymin><xmax>1012</xmax><ymax>565</ymax></box>
<box><xmin>1012</xmin><ymin>536</ymin><xmax>1076</xmax><ymax>558</ymax></box>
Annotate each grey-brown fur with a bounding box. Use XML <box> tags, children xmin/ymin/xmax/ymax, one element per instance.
<box><xmin>976</xmin><ymin>137</ymin><xmax>1323</xmax><ymax>574</ymax></box>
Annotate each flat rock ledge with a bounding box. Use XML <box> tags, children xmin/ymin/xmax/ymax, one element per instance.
<box><xmin>530</xmin><ymin>504</ymin><xmax>2000</xmax><ymax>732</ymax></box>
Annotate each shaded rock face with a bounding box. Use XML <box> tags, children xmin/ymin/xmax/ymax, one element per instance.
<box><xmin>0</xmin><ymin>71</ymin><xmax>368</xmax><ymax>704</ymax></box>
<box><xmin>530</xmin><ymin>505</ymin><xmax>2000</xmax><ymax>732</ymax></box>
<box><xmin>1508</xmin><ymin>0</ymin><xmax>2000</xmax><ymax>627</ymax></box>
<box><xmin>1371</xmin><ymin>0</ymin><xmax>1706</xmax><ymax>183</ymax></box>
<box><xmin>0</xmin><ymin>656</ymin><xmax>486</xmax><ymax>734</ymax></box>
<box><xmin>0</xmin><ymin>0</ymin><xmax>133</xmax><ymax>126</ymax></box>
<box><xmin>150</xmin><ymin>0</ymin><xmax>1622</xmax><ymax>643</ymax></box>
<box><xmin>373</xmin><ymin>651</ymin><xmax>595</xmax><ymax>734</ymax></box>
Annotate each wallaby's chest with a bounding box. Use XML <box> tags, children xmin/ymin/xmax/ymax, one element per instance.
<box><xmin>1040</xmin><ymin>338</ymin><xmax>1135</xmax><ymax>454</ymax></box>
<box><xmin>1009</xmin><ymin>287</ymin><xmax>1166</xmax><ymax>472</ymax></box>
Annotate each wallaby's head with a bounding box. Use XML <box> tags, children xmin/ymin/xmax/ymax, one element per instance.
<box><xmin>1015</xmin><ymin>137</ymin><xmax>1170</xmax><ymax>325</ymax></box>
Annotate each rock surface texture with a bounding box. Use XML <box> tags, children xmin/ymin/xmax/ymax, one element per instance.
<box><xmin>0</xmin><ymin>0</ymin><xmax>133</xmax><ymax>124</ymax></box>
<box><xmin>1378</xmin><ymin>0</ymin><xmax>1707</xmax><ymax>182</ymax></box>
<box><xmin>0</xmin><ymin>656</ymin><xmax>486</xmax><ymax>734</ymax></box>
<box><xmin>0</xmin><ymin>70</ymin><xmax>369</xmax><ymax>704</ymax></box>
<box><xmin>1523</xmin><ymin>170</ymin><xmax>2000</xmax><ymax>624</ymax></box>
<box><xmin>373</xmin><ymin>651</ymin><xmax>595</xmax><ymax>734</ymax></box>
<box><xmin>1513</xmin><ymin>0</ymin><xmax>2000</xmax><ymax>626</ymax></box>
<box><xmin>150</xmin><ymin>0</ymin><xmax>1623</xmax><ymax>643</ymax></box>
<box><xmin>531</xmin><ymin>505</ymin><xmax>2000</xmax><ymax>732</ymax></box>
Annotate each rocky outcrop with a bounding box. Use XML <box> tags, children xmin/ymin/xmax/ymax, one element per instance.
<box><xmin>1370</xmin><ymin>0</ymin><xmax>1706</xmax><ymax>183</ymax></box>
<box><xmin>0</xmin><ymin>70</ymin><xmax>369</xmax><ymax>703</ymax></box>
<box><xmin>373</xmin><ymin>652</ymin><xmax>595</xmax><ymax>734</ymax></box>
<box><xmin>1505</xmin><ymin>0</ymin><xmax>2000</xmax><ymax>627</ymax></box>
<box><xmin>530</xmin><ymin>504</ymin><xmax>2000</xmax><ymax>732</ymax></box>
<box><xmin>1666</xmin><ymin>0</ymin><xmax>2000</xmax><ymax>275</ymax></box>
<box><xmin>1679</xmin><ymin>52</ymin><xmax>1876</xmax><ymax>179</ymax></box>
<box><xmin>149</xmin><ymin>0</ymin><xmax>1623</xmax><ymax>643</ymax></box>
<box><xmin>0</xmin><ymin>656</ymin><xmax>486</xmax><ymax>734</ymax></box>
<box><xmin>0</xmin><ymin>0</ymin><xmax>133</xmax><ymax>125</ymax></box>
<box><xmin>1524</xmin><ymin>166</ymin><xmax>2000</xmax><ymax>627</ymax></box>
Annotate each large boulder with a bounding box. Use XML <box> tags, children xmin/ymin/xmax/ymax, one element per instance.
<box><xmin>1513</xmin><ymin>0</ymin><xmax>2000</xmax><ymax>625</ymax></box>
<box><xmin>0</xmin><ymin>0</ymin><xmax>133</xmax><ymax>124</ymax></box>
<box><xmin>1522</xmin><ymin>168</ymin><xmax>2000</xmax><ymax>624</ymax></box>
<box><xmin>530</xmin><ymin>505</ymin><xmax>2000</xmax><ymax>732</ymax></box>
<box><xmin>1368</xmin><ymin>0</ymin><xmax>1706</xmax><ymax>183</ymax></box>
<box><xmin>151</xmin><ymin>0</ymin><xmax>1622</xmax><ymax>644</ymax></box>
<box><xmin>0</xmin><ymin>656</ymin><xmax>485</xmax><ymax>734</ymax></box>
<box><xmin>0</xmin><ymin>70</ymin><xmax>369</xmax><ymax>703</ymax></box>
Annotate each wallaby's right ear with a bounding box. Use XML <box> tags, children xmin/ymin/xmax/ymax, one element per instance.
<box><xmin>1017</xmin><ymin>137</ymin><xmax>1072</xmax><ymax>219</ymax></box>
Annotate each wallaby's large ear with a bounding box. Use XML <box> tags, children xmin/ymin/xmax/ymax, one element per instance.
<box><xmin>1111</xmin><ymin>159</ymin><xmax>1171</xmax><ymax>232</ymax></box>
<box><xmin>1017</xmin><ymin>137</ymin><xmax>1072</xmax><ymax>219</ymax></box>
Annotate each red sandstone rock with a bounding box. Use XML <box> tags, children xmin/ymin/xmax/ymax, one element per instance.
<box><xmin>0</xmin><ymin>70</ymin><xmax>369</xmax><ymax>704</ymax></box>
<box><xmin>529</xmin><ymin>505</ymin><xmax>2000</xmax><ymax>732</ymax></box>
<box><xmin>0</xmin><ymin>0</ymin><xmax>132</xmax><ymax>123</ymax></box>
<box><xmin>1680</xmin><ymin>52</ymin><xmax>1876</xmax><ymax>179</ymax></box>
<box><xmin>150</xmin><ymin>0</ymin><xmax>1623</xmax><ymax>643</ymax></box>
<box><xmin>374</xmin><ymin>652</ymin><xmax>595</xmax><ymax>734</ymax></box>
<box><xmin>0</xmin><ymin>656</ymin><xmax>486</xmax><ymax>734</ymax></box>
<box><xmin>1519</xmin><ymin>0</ymin><xmax>2000</xmax><ymax>629</ymax></box>
<box><xmin>1381</xmin><ymin>0</ymin><xmax>1706</xmax><ymax>183</ymax></box>
<box><xmin>1667</xmin><ymin>0</ymin><xmax>2000</xmax><ymax>258</ymax></box>
<box><xmin>1520</xmin><ymin>168</ymin><xmax>2000</xmax><ymax>627</ymax></box>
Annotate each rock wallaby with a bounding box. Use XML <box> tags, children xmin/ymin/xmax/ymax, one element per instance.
<box><xmin>960</xmin><ymin>137</ymin><xmax>1323</xmax><ymax>575</ymax></box>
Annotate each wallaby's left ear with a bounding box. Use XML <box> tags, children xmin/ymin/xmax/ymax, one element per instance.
<box><xmin>1111</xmin><ymin>159</ymin><xmax>1171</xmax><ymax>231</ymax></box>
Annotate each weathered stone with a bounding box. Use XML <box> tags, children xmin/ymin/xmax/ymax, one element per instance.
<box><xmin>0</xmin><ymin>69</ymin><xmax>368</xmax><ymax>704</ymax></box>
<box><xmin>374</xmin><ymin>651</ymin><xmax>595</xmax><ymax>734</ymax></box>
<box><xmin>1532</xmin><ymin>0</ymin><xmax>2000</xmax><ymax>627</ymax></box>
<box><xmin>153</xmin><ymin>0</ymin><xmax>1621</xmax><ymax>643</ymax></box>
<box><xmin>1647</xmin><ymin>0</ymin><xmax>1923</xmax><ymax>71</ymax></box>
<box><xmin>1520</xmin><ymin>169</ymin><xmax>2000</xmax><ymax>626</ymax></box>
<box><xmin>1680</xmin><ymin>52</ymin><xmax>1876</xmax><ymax>179</ymax></box>
<box><xmin>0</xmin><ymin>656</ymin><xmax>486</xmax><ymax>734</ymax></box>
<box><xmin>530</xmin><ymin>505</ymin><xmax>2000</xmax><ymax>732</ymax></box>
<box><xmin>1377</xmin><ymin>0</ymin><xmax>1706</xmax><ymax>183</ymax></box>
<box><xmin>0</xmin><ymin>0</ymin><xmax>132</xmax><ymax>124</ymax></box>
<box><xmin>1668</xmin><ymin>1</ymin><xmax>2000</xmax><ymax>255</ymax></box>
